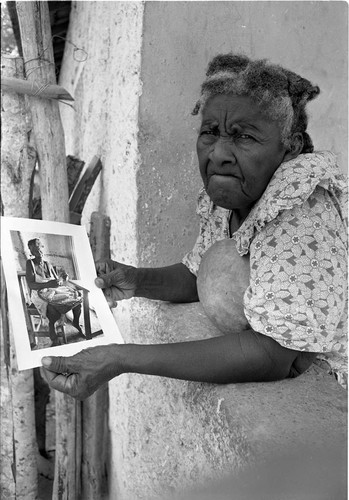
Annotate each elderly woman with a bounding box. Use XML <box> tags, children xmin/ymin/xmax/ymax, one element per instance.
<box><xmin>42</xmin><ymin>54</ymin><xmax>347</xmax><ymax>399</ymax></box>
<box><xmin>26</xmin><ymin>238</ymin><xmax>83</xmax><ymax>346</ymax></box>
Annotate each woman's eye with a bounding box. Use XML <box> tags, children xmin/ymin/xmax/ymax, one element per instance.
<box><xmin>200</xmin><ymin>129</ymin><xmax>217</xmax><ymax>136</ymax></box>
<box><xmin>237</xmin><ymin>134</ymin><xmax>254</xmax><ymax>141</ymax></box>
<box><xmin>198</xmin><ymin>129</ymin><xmax>219</xmax><ymax>144</ymax></box>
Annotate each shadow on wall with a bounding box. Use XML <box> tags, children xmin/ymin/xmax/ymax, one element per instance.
<box><xmin>165</xmin><ymin>444</ymin><xmax>347</xmax><ymax>500</ymax></box>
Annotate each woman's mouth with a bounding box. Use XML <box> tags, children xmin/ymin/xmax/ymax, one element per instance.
<box><xmin>208</xmin><ymin>172</ymin><xmax>241</xmax><ymax>182</ymax></box>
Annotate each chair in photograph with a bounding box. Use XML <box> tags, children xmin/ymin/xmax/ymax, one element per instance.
<box><xmin>67</xmin><ymin>281</ymin><xmax>92</xmax><ymax>340</ymax></box>
<box><xmin>17</xmin><ymin>272</ymin><xmax>67</xmax><ymax>346</ymax></box>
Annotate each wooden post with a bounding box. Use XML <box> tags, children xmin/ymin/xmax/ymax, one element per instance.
<box><xmin>1</xmin><ymin>55</ymin><xmax>38</xmax><ymax>499</ymax></box>
<box><xmin>81</xmin><ymin>213</ymin><xmax>111</xmax><ymax>499</ymax></box>
<box><xmin>15</xmin><ymin>1</ymin><xmax>70</xmax><ymax>222</ymax></box>
<box><xmin>15</xmin><ymin>2</ymin><xmax>80</xmax><ymax>499</ymax></box>
<box><xmin>0</xmin><ymin>56</ymin><xmax>35</xmax><ymax>216</ymax></box>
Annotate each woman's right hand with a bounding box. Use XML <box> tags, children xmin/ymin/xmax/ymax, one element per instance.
<box><xmin>95</xmin><ymin>260</ymin><xmax>138</xmax><ymax>306</ymax></box>
<box><xmin>41</xmin><ymin>344</ymin><xmax>122</xmax><ymax>400</ymax></box>
<box><xmin>46</xmin><ymin>279</ymin><xmax>60</xmax><ymax>288</ymax></box>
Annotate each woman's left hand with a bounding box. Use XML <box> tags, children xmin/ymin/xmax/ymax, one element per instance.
<box><xmin>46</xmin><ymin>279</ymin><xmax>60</xmax><ymax>288</ymax></box>
<box><xmin>41</xmin><ymin>345</ymin><xmax>122</xmax><ymax>400</ymax></box>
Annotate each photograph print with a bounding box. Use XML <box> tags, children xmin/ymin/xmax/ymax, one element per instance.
<box><xmin>1</xmin><ymin>216</ymin><xmax>123</xmax><ymax>370</ymax></box>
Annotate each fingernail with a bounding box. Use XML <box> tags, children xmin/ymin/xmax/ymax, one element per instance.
<box><xmin>42</xmin><ymin>357</ymin><xmax>52</xmax><ymax>367</ymax></box>
<box><xmin>95</xmin><ymin>277</ymin><xmax>105</xmax><ymax>288</ymax></box>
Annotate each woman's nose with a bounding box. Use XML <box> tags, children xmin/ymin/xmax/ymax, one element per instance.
<box><xmin>209</xmin><ymin>137</ymin><xmax>236</xmax><ymax>168</ymax></box>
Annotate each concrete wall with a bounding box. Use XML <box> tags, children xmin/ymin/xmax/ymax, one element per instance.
<box><xmin>59</xmin><ymin>2</ymin><xmax>347</xmax><ymax>498</ymax></box>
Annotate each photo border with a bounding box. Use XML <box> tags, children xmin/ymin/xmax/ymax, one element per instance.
<box><xmin>1</xmin><ymin>216</ymin><xmax>124</xmax><ymax>370</ymax></box>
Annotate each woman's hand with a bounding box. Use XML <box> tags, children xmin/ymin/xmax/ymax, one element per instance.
<box><xmin>96</xmin><ymin>261</ymin><xmax>198</xmax><ymax>304</ymax></box>
<box><xmin>41</xmin><ymin>345</ymin><xmax>122</xmax><ymax>400</ymax></box>
<box><xmin>95</xmin><ymin>260</ymin><xmax>138</xmax><ymax>306</ymax></box>
<box><xmin>46</xmin><ymin>279</ymin><xmax>60</xmax><ymax>288</ymax></box>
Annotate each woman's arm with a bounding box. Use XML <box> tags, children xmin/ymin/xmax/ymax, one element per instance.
<box><xmin>117</xmin><ymin>330</ymin><xmax>299</xmax><ymax>383</ymax></box>
<box><xmin>95</xmin><ymin>261</ymin><xmax>199</xmax><ymax>304</ymax></box>
<box><xmin>41</xmin><ymin>329</ymin><xmax>306</xmax><ymax>400</ymax></box>
<box><xmin>134</xmin><ymin>263</ymin><xmax>198</xmax><ymax>302</ymax></box>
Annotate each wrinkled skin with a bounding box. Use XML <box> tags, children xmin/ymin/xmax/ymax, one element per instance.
<box><xmin>95</xmin><ymin>260</ymin><xmax>138</xmax><ymax>306</ymax></box>
<box><xmin>41</xmin><ymin>346</ymin><xmax>121</xmax><ymax>400</ymax></box>
<box><xmin>197</xmin><ymin>94</ymin><xmax>300</xmax><ymax>216</ymax></box>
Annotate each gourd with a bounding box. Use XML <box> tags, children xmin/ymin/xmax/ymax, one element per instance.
<box><xmin>197</xmin><ymin>239</ymin><xmax>250</xmax><ymax>334</ymax></box>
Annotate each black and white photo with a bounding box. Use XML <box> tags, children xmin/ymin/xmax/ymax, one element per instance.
<box><xmin>1</xmin><ymin>216</ymin><xmax>123</xmax><ymax>370</ymax></box>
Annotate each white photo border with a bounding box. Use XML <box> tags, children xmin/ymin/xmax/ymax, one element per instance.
<box><xmin>1</xmin><ymin>216</ymin><xmax>124</xmax><ymax>370</ymax></box>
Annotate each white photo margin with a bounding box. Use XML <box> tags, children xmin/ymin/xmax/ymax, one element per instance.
<box><xmin>1</xmin><ymin>216</ymin><xmax>124</xmax><ymax>370</ymax></box>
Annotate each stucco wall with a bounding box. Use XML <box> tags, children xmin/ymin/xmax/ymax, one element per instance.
<box><xmin>59</xmin><ymin>1</ymin><xmax>144</xmax><ymax>267</ymax></box>
<box><xmin>59</xmin><ymin>0</ymin><xmax>145</xmax><ymax>361</ymax></box>
<box><xmin>58</xmin><ymin>2</ymin><xmax>347</xmax><ymax>499</ymax></box>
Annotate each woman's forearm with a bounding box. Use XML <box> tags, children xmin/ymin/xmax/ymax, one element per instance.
<box><xmin>41</xmin><ymin>332</ymin><xmax>303</xmax><ymax>399</ymax></box>
<box><xmin>27</xmin><ymin>281</ymin><xmax>47</xmax><ymax>291</ymax></box>
<box><xmin>26</xmin><ymin>280</ymin><xmax>56</xmax><ymax>291</ymax></box>
<box><xmin>115</xmin><ymin>331</ymin><xmax>297</xmax><ymax>384</ymax></box>
<box><xmin>117</xmin><ymin>339</ymin><xmax>238</xmax><ymax>383</ymax></box>
<box><xmin>134</xmin><ymin>263</ymin><xmax>199</xmax><ymax>303</ymax></box>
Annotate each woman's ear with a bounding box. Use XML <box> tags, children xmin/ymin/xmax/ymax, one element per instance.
<box><xmin>283</xmin><ymin>133</ymin><xmax>304</xmax><ymax>162</ymax></box>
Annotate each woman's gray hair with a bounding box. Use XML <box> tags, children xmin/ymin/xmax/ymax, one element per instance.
<box><xmin>193</xmin><ymin>54</ymin><xmax>320</xmax><ymax>153</ymax></box>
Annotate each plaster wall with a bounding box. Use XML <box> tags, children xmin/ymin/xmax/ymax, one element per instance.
<box><xmin>59</xmin><ymin>0</ymin><xmax>144</xmax><ymax>350</ymax></box>
<box><xmin>58</xmin><ymin>2</ymin><xmax>348</xmax><ymax>499</ymax></box>
<box><xmin>59</xmin><ymin>1</ymin><xmax>144</xmax><ymax>267</ymax></box>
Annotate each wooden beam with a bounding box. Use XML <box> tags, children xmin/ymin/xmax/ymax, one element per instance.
<box><xmin>1</xmin><ymin>76</ymin><xmax>74</xmax><ymax>101</ymax></box>
<box><xmin>1</xmin><ymin>55</ymin><xmax>38</xmax><ymax>500</ymax></box>
<box><xmin>81</xmin><ymin>212</ymin><xmax>111</xmax><ymax>499</ymax></box>
<box><xmin>16</xmin><ymin>0</ymin><xmax>70</xmax><ymax>222</ymax></box>
<box><xmin>15</xmin><ymin>2</ymin><xmax>80</xmax><ymax>498</ymax></box>
<box><xmin>6</xmin><ymin>1</ymin><xmax>23</xmax><ymax>57</ymax></box>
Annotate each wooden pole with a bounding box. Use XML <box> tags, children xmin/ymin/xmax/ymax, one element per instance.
<box><xmin>1</xmin><ymin>56</ymin><xmax>35</xmax><ymax>216</ymax></box>
<box><xmin>81</xmin><ymin>213</ymin><xmax>111</xmax><ymax>499</ymax></box>
<box><xmin>15</xmin><ymin>2</ymin><xmax>80</xmax><ymax>499</ymax></box>
<box><xmin>1</xmin><ymin>55</ymin><xmax>38</xmax><ymax>499</ymax></box>
<box><xmin>15</xmin><ymin>0</ymin><xmax>70</xmax><ymax>222</ymax></box>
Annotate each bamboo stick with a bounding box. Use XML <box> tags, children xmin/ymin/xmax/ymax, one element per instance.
<box><xmin>1</xmin><ymin>55</ymin><xmax>38</xmax><ymax>499</ymax></box>
<box><xmin>15</xmin><ymin>2</ymin><xmax>81</xmax><ymax>499</ymax></box>
<box><xmin>1</xmin><ymin>76</ymin><xmax>74</xmax><ymax>101</ymax></box>
<box><xmin>81</xmin><ymin>212</ymin><xmax>111</xmax><ymax>499</ymax></box>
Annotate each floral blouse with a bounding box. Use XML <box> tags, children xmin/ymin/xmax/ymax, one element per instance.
<box><xmin>182</xmin><ymin>151</ymin><xmax>348</xmax><ymax>387</ymax></box>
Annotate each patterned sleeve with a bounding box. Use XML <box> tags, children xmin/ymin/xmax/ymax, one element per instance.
<box><xmin>243</xmin><ymin>189</ymin><xmax>347</xmax><ymax>356</ymax></box>
<box><xmin>182</xmin><ymin>189</ymin><xmax>212</xmax><ymax>276</ymax></box>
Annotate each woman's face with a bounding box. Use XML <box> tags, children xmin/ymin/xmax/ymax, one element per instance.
<box><xmin>197</xmin><ymin>94</ymin><xmax>290</xmax><ymax>211</ymax></box>
<box><xmin>29</xmin><ymin>240</ymin><xmax>44</xmax><ymax>260</ymax></box>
